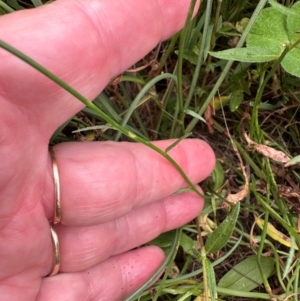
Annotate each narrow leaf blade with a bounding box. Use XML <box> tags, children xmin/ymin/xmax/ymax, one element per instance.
<box><xmin>31</xmin><ymin>0</ymin><xmax>43</xmax><ymax>7</ymax></box>
<box><xmin>209</xmin><ymin>47</ymin><xmax>279</xmax><ymax>63</ymax></box>
<box><xmin>284</xmin><ymin>154</ymin><xmax>300</xmax><ymax>167</ymax></box>
<box><xmin>185</xmin><ymin>109</ymin><xmax>206</xmax><ymax>123</ymax></box>
<box><xmin>203</xmin><ymin>257</ymin><xmax>217</xmax><ymax>301</ymax></box>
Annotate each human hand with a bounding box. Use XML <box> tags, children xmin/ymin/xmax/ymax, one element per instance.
<box><xmin>0</xmin><ymin>0</ymin><xmax>215</xmax><ymax>300</ymax></box>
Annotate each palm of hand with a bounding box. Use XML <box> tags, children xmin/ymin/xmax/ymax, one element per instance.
<box><xmin>0</xmin><ymin>1</ymin><xmax>214</xmax><ymax>300</ymax></box>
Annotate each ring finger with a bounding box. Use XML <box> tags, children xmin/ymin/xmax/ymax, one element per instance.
<box><xmin>55</xmin><ymin>188</ymin><xmax>203</xmax><ymax>272</ymax></box>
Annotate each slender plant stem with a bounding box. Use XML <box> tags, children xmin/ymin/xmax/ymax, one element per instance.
<box><xmin>199</xmin><ymin>0</ymin><xmax>218</xmax><ymax>92</ymax></box>
<box><xmin>158</xmin><ymin>32</ymin><xmax>180</xmax><ymax>73</ymax></box>
<box><xmin>250</xmin><ymin>46</ymin><xmax>292</xmax><ymax>137</ymax></box>
<box><xmin>0</xmin><ymin>39</ymin><xmax>204</xmax><ymax>200</ymax></box>
<box><xmin>184</xmin><ymin>0</ymin><xmax>213</xmax><ymax>111</ymax></box>
<box><xmin>256</xmin><ymin>168</ymin><xmax>274</xmax><ymax>299</ymax></box>
<box><xmin>176</xmin><ymin>0</ymin><xmax>198</xmax><ymax>135</ymax></box>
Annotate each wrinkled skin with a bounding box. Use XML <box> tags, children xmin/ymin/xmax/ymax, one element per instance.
<box><xmin>0</xmin><ymin>0</ymin><xmax>215</xmax><ymax>300</ymax></box>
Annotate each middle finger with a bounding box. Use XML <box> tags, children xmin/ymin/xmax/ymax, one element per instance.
<box><xmin>44</xmin><ymin>139</ymin><xmax>215</xmax><ymax>226</ymax></box>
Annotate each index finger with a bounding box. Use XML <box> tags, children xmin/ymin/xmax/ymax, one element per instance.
<box><xmin>44</xmin><ymin>139</ymin><xmax>215</xmax><ymax>226</ymax></box>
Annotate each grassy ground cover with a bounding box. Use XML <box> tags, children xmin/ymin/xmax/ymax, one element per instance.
<box><xmin>1</xmin><ymin>0</ymin><xmax>300</xmax><ymax>300</ymax></box>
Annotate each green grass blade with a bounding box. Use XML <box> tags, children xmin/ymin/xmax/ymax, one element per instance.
<box><xmin>165</xmin><ymin>132</ymin><xmax>192</xmax><ymax>153</ymax></box>
<box><xmin>114</xmin><ymin>73</ymin><xmax>177</xmax><ymax>141</ymax></box>
<box><xmin>0</xmin><ymin>1</ymin><xmax>15</xmax><ymax>13</ymax></box>
<box><xmin>31</xmin><ymin>0</ymin><xmax>43</xmax><ymax>7</ymax></box>
<box><xmin>176</xmin><ymin>0</ymin><xmax>198</xmax><ymax>135</ymax></box>
<box><xmin>184</xmin><ymin>0</ymin><xmax>213</xmax><ymax>111</ymax></box>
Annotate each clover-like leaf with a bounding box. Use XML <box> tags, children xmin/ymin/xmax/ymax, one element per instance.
<box><xmin>247</xmin><ymin>7</ymin><xmax>288</xmax><ymax>53</ymax></box>
<box><xmin>210</xmin><ymin>3</ymin><xmax>300</xmax><ymax>77</ymax></box>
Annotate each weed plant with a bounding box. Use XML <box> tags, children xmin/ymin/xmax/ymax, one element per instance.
<box><xmin>1</xmin><ymin>0</ymin><xmax>300</xmax><ymax>300</ymax></box>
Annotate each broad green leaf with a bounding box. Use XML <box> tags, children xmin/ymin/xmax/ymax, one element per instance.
<box><xmin>180</xmin><ymin>232</ymin><xmax>198</xmax><ymax>256</ymax></box>
<box><xmin>205</xmin><ymin>203</ymin><xmax>240</xmax><ymax>253</ymax></box>
<box><xmin>281</xmin><ymin>47</ymin><xmax>300</xmax><ymax>77</ymax></box>
<box><xmin>246</xmin><ymin>4</ymin><xmax>300</xmax><ymax>77</ymax></box>
<box><xmin>286</xmin><ymin>2</ymin><xmax>300</xmax><ymax>43</ymax></box>
<box><xmin>212</xmin><ymin>161</ymin><xmax>224</xmax><ymax>191</ymax></box>
<box><xmin>218</xmin><ymin>255</ymin><xmax>274</xmax><ymax>292</ymax></box>
<box><xmin>209</xmin><ymin>47</ymin><xmax>279</xmax><ymax>63</ymax></box>
<box><xmin>211</xmin><ymin>4</ymin><xmax>300</xmax><ymax>76</ymax></box>
<box><xmin>149</xmin><ymin>231</ymin><xmax>175</xmax><ymax>248</ymax></box>
<box><xmin>282</xmin><ymin>2</ymin><xmax>300</xmax><ymax>77</ymax></box>
<box><xmin>247</xmin><ymin>8</ymin><xmax>288</xmax><ymax>52</ymax></box>
<box><xmin>230</xmin><ymin>90</ymin><xmax>244</xmax><ymax>112</ymax></box>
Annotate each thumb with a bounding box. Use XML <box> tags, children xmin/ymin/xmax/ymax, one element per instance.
<box><xmin>0</xmin><ymin>0</ymin><xmax>200</xmax><ymax>134</ymax></box>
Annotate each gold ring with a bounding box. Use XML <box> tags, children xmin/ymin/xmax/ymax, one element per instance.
<box><xmin>50</xmin><ymin>147</ymin><xmax>61</xmax><ymax>224</ymax></box>
<box><xmin>48</xmin><ymin>224</ymin><xmax>60</xmax><ymax>276</ymax></box>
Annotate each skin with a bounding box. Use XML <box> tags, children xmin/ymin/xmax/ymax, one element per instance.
<box><xmin>0</xmin><ymin>0</ymin><xmax>215</xmax><ymax>300</ymax></box>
